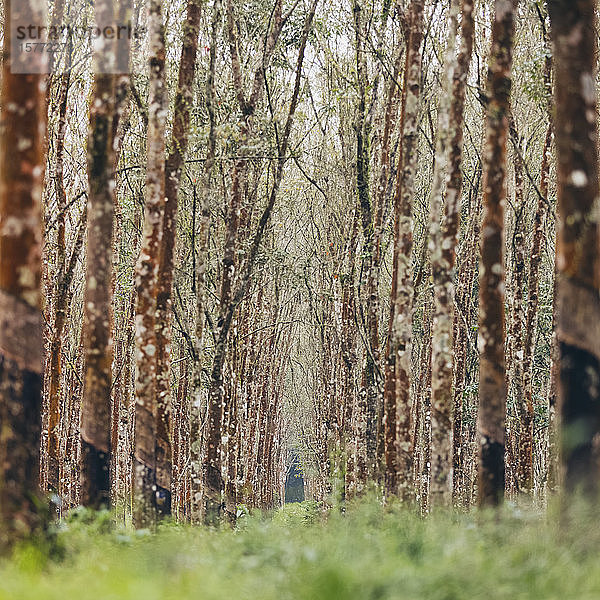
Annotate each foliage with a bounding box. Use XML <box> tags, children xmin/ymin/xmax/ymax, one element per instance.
<box><xmin>271</xmin><ymin>500</ymin><xmax>323</xmax><ymax>526</ymax></box>
<box><xmin>2</xmin><ymin>499</ymin><xmax>600</xmax><ymax>599</ymax></box>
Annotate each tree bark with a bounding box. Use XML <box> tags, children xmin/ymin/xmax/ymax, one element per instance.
<box><xmin>384</xmin><ymin>0</ymin><xmax>425</xmax><ymax>501</ymax></box>
<box><xmin>154</xmin><ymin>0</ymin><xmax>203</xmax><ymax>518</ymax></box>
<box><xmin>453</xmin><ymin>179</ymin><xmax>481</xmax><ymax>507</ymax></box>
<box><xmin>548</xmin><ymin>0</ymin><xmax>600</xmax><ymax>495</ymax></box>
<box><xmin>521</xmin><ymin>23</ymin><xmax>553</xmax><ymax>498</ymax></box>
<box><xmin>133</xmin><ymin>0</ymin><xmax>167</xmax><ymax>527</ymax></box>
<box><xmin>0</xmin><ymin>0</ymin><xmax>46</xmax><ymax>546</ymax></box>
<box><xmin>428</xmin><ymin>0</ymin><xmax>461</xmax><ymax>507</ymax></box>
<box><xmin>508</xmin><ymin>117</ymin><xmax>530</xmax><ymax>495</ymax></box>
<box><xmin>189</xmin><ymin>0</ymin><xmax>221</xmax><ymax>523</ymax></box>
<box><xmin>477</xmin><ymin>0</ymin><xmax>517</xmax><ymax>507</ymax></box>
<box><xmin>46</xmin><ymin>45</ymin><xmax>72</xmax><ymax>493</ymax></box>
<box><xmin>47</xmin><ymin>207</ymin><xmax>86</xmax><ymax>498</ymax></box>
<box><xmin>80</xmin><ymin>0</ymin><xmax>118</xmax><ymax>509</ymax></box>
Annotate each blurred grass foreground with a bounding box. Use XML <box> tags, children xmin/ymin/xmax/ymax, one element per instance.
<box><xmin>2</xmin><ymin>497</ymin><xmax>600</xmax><ymax>600</ymax></box>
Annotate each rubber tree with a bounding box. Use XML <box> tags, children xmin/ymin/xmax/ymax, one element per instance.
<box><xmin>548</xmin><ymin>0</ymin><xmax>600</xmax><ymax>496</ymax></box>
<box><xmin>0</xmin><ymin>0</ymin><xmax>47</xmax><ymax>545</ymax></box>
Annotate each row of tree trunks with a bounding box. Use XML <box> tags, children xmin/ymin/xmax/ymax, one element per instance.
<box><xmin>202</xmin><ymin>0</ymin><xmax>289</xmax><ymax>523</ymax></box>
<box><xmin>6</xmin><ymin>0</ymin><xmax>600</xmax><ymax>545</ymax></box>
<box><xmin>203</xmin><ymin>0</ymin><xmax>317</xmax><ymax>523</ymax></box>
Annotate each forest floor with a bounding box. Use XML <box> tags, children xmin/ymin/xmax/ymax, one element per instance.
<box><xmin>1</xmin><ymin>497</ymin><xmax>599</xmax><ymax>600</ymax></box>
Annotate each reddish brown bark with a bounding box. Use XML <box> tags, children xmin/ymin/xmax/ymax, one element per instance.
<box><xmin>0</xmin><ymin>0</ymin><xmax>46</xmax><ymax>545</ymax></box>
<box><xmin>45</xmin><ymin>39</ymin><xmax>73</xmax><ymax>492</ymax></box>
<box><xmin>154</xmin><ymin>0</ymin><xmax>203</xmax><ymax>517</ymax></box>
<box><xmin>477</xmin><ymin>0</ymin><xmax>517</xmax><ymax>507</ymax></box>
<box><xmin>80</xmin><ymin>0</ymin><xmax>117</xmax><ymax>507</ymax></box>
<box><xmin>548</xmin><ymin>0</ymin><xmax>600</xmax><ymax>495</ymax></box>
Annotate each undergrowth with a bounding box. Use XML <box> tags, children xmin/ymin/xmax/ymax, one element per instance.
<box><xmin>1</xmin><ymin>497</ymin><xmax>599</xmax><ymax>600</ymax></box>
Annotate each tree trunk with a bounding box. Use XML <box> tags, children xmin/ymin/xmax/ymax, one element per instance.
<box><xmin>548</xmin><ymin>0</ymin><xmax>600</xmax><ymax>495</ymax></box>
<box><xmin>508</xmin><ymin>119</ymin><xmax>530</xmax><ymax>495</ymax></box>
<box><xmin>522</xmin><ymin>27</ymin><xmax>553</xmax><ymax>498</ymax></box>
<box><xmin>428</xmin><ymin>0</ymin><xmax>460</xmax><ymax>507</ymax></box>
<box><xmin>80</xmin><ymin>0</ymin><xmax>118</xmax><ymax>509</ymax></box>
<box><xmin>453</xmin><ymin>182</ymin><xmax>481</xmax><ymax>507</ymax></box>
<box><xmin>133</xmin><ymin>0</ymin><xmax>167</xmax><ymax>527</ymax></box>
<box><xmin>154</xmin><ymin>0</ymin><xmax>203</xmax><ymax>518</ymax></box>
<box><xmin>384</xmin><ymin>0</ymin><xmax>425</xmax><ymax>501</ymax></box>
<box><xmin>0</xmin><ymin>0</ymin><xmax>46</xmax><ymax>546</ymax></box>
<box><xmin>47</xmin><ymin>207</ymin><xmax>86</xmax><ymax>497</ymax></box>
<box><xmin>477</xmin><ymin>0</ymin><xmax>517</xmax><ymax>507</ymax></box>
<box><xmin>189</xmin><ymin>0</ymin><xmax>221</xmax><ymax>523</ymax></box>
<box><xmin>46</xmin><ymin>54</ymin><xmax>72</xmax><ymax>493</ymax></box>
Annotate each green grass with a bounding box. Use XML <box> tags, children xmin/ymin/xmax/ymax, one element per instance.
<box><xmin>1</xmin><ymin>498</ymin><xmax>600</xmax><ymax>600</ymax></box>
